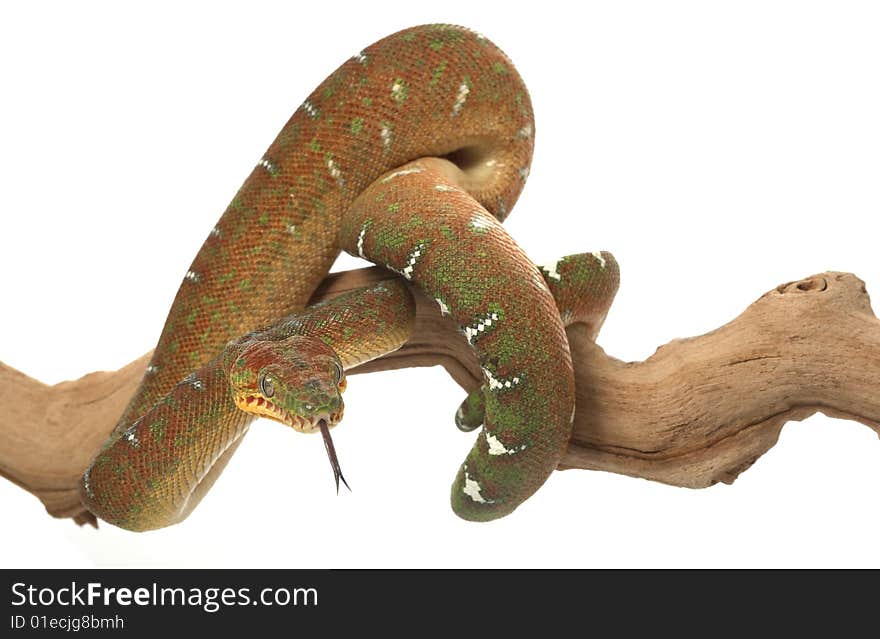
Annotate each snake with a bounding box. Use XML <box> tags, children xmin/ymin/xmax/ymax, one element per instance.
<box><xmin>79</xmin><ymin>24</ymin><xmax>615</xmax><ymax>531</ymax></box>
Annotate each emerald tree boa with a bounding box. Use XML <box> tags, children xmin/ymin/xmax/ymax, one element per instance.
<box><xmin>80</xmin><ymin>24</ymin><xmax>617</xmax><ymax>530</ymax></box>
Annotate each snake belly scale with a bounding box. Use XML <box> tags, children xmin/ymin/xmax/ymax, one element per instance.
<box><xmin>80</xmin><ymin>24</ymin><xmax>578</xmax><ymax>530</ymax></box>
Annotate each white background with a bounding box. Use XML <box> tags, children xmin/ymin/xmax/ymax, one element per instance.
<box><xmin>1</xmin><ymin>1</ymin><xmax>878</xmax><ymax>568</ymax></box>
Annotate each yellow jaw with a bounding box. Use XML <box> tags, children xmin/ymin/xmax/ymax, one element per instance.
<box><xmin>233</xmin><ymin>394</ymin><xmax>343</xmax><ymax>433</ymax></box>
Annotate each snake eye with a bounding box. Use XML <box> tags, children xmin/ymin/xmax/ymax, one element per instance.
<box><xmin>259</xmin><ymin>373</ymin><xmax>275</xmax><ymax>398</ymax></box>
<box><xmin>333</xmin><ymin>361</ymin><xmax>343</xmax><ymax>385</ymax></box>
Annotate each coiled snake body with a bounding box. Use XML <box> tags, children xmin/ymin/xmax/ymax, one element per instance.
<box><xmin>80</xmin><ymin>24</ymin><xmax>610</xmax><ymax>530</ymax></box>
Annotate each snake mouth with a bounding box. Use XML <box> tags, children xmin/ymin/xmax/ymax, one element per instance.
<box><xmin>233</xmin><ymin>394</ymin><xmax>343</xmax><ymax>433</ymax></box>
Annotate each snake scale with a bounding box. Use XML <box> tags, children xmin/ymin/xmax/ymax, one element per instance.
<box><xmin>79</xmin><ymin>24</ymin><xmax>617</xmax><ymax>530</ymax></box>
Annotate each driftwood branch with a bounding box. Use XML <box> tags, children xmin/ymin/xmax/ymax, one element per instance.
<box><xmin>1</xmin><ymin>267</ymin><xmax>878</xmax><ymax>526</ymax></box>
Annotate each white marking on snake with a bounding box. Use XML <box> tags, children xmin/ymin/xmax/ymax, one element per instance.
<box><xmin>327</xmin><ymin>158</ymin><xmax>344</xmax><ymax>187</ymax></box>
<box><xmin>391</xmin><ymin>80</ymin><xmax>404</xmax><ymax>101</ymax></box>
<box><xmin>184</xmin><ymin>270</ymin><xmax>201</xmax><ymax>283</ymax></box>
<box><xmin>302</xmin><ymin>100</ymin><xmax>319</xmax><ymax>118</ymax></box>
<box><xmin>482</xmin><ymin>367</ymin><xmax>521</xmax><ymax>391</ymax></box>
<box><xmin>592</xmin><ymin>251</ymin><xmax>607</xmax><ymax>269</ymax></box>
<box><xmin>517</xmin><ymin>124</ymin><xmax>533</xmax><ymax>139</ymax></box>
<box><xmin>287</xmin><ymin>224</ymin><xmax>297</xmax><ymax>235</ymax></box>
<box><xmin>464</xmin><ymin>312</ymin><xmax>499</xmax><ymax>344</ymax></box>
<box><xmin>185</xmin><ymin>374</ymin><xmax>205</xmax><ymax>391</ymax></box>
<box><xmin>400</xmin><ymin>243</ymin><xmax>426</xmax><ymax>280</ymax></box>
<box><xmin>352</xmin><ymin>51</ymin><xmax>367</xmax><ymax>64</ymax></box>
<box><xmin>124</xmin><ymin>423</ymin><xmax>140</xmax><ymax>449</ymax></box>
<box><xmin>469</xmin><ymin>213</ymin><xmax>494</xmax><ymax>232</ymax></box>
<box><xmin>82</xmin><ymin>468</ymin><xmax>94</xmax><ymax>498</ymax></box>
<box><xmin>532</xmin><ymin>271</ymin><xmax>550</xmax><ymax>293</ymax></box>
<box><xmin>540</xmin><ymin>259</ymin><xmax>562</xmax><ymax>282</ymax></box>
<box><xmin>210</xmin><ymin>226</ymin><xmax>222</xmax><ymax>238</ymax></box>
<box><xmin>518</xmin><ymin>166</ymin><xmax>530</xmax><ymax>181</ymax></box>
<box><xmin>485</xmin><ymin>432</ymin><xmax>527</xmax><ymax>456</ymax></box>
<box><xmin>434</xmin><ymin>183</ymin><xmax>455</xmax><ymax>192</ymax></box>
<box><xmin>381</xmin><ymin>167</ymin><xmax>423</xmax><ymax>183</ymax></box>
<box><xmin>145</xmin><ymin>364</ymin><xmax>159</xmax><ymax>375</ymax></box>
<box><xmin>356</xmin><ymin>223</ymin><xmax>368</xmax><ymax>258</ymax></box>
<box><xmin>257</xmin><ymin>158</ymin><xmax>276</xmax><ymax>173</ymax></box>
<box><xmin>463</xmin><ymin>470</ymin><xmax>493</xmax><ymax>503</ymax></box>
<box><xmin>435</xmin><ymin>297</ymin><xmax>450</xmax><ymax>316</ymax></box>
<box><xmin>451</xmin><ymin>81</ymin><xmax>470</xmax><ymax>116</ymax></box>
<box><xmin>380</xmin><ymin>124</ymin><xmax>392</xmax><ymax>149</ymax></box>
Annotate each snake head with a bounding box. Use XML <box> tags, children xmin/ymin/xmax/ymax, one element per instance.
<box><xmin>225</xmin><ymin>335</ymin><xmax>345</xmax><ymax>434</ymax></box>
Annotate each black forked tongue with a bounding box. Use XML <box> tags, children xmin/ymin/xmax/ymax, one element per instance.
<box><xmin>318</xmin><ymin>419</ymin><xmax>350</xmax><ymax>494</ymax></box>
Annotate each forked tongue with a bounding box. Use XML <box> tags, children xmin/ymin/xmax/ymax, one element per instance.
<box><xmin>318</xmin><ymin>419</ymin><xmax>350</xmax><ymax>493</ymax></box>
